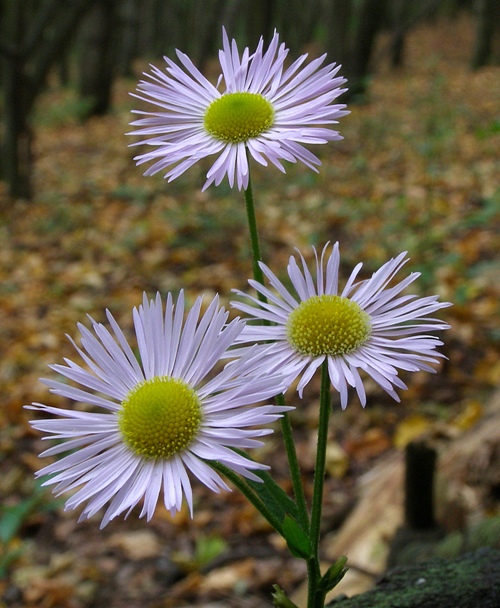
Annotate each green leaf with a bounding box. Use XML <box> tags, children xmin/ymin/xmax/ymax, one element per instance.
<box><xmin>0</xmin><ymin>497</ymin><xmax>39</xmax><ymax>544</ymax></box>
<box><xmin>282</xmin><ymin>515</ymin><xmax>311</xmax><ymax>559</ymax></box>
<box><xmin>0</xmin><ymin>480</ymin><xmax>61</xmax><ymax>546</ymax></box>
<box><xmin>194</xmin><ymin>534</ymin><xmax>227</xmax><ymax>568</ymax></box>
<box><xmin>0</xmin><ymin>545</ymin><xmax>25</xmax><ymax>578</ymax></box>
<box><xmin>244</xmin><ymin>468</ymin><xmax>300</xmax><ymax>531</ymax></box>
<box><xmin>319</xmin><ymin>556</ymin><xmax>349</xmax><ymax>593</ymax></box>
<box><xmin>272</xmin><ymin>584</ymin><xmax>300</xmax><ymax>608</ymax></box>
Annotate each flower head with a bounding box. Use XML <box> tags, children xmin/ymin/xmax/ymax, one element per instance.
<box><xmin>129</xmin><ymin>28</ymin><xmax>348</xmax><ymax>190</ymax></box>
<box><xmin>28</xmin><ymin>292</ymin><xmax>288</xmax><ymax>528</ymax></box>
<box><xmin>232</xmin><ymin>244</ymin><xmax>451</xmax><ymax>408</ymax></box>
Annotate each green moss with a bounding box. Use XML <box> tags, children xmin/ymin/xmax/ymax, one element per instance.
<box><xmin>435</xmin><ymin>516</ymin><xmax>500</xmax><ymax>560</ymax></box>
<box><xmin>327</xmin><ymin>548</ymin><xmax>500</xmax><ymax>608</ymax></box>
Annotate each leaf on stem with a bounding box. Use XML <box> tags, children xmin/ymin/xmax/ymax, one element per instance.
<box><xmin>272</xmin><ymin>584</ymin><xmax>301</xmax><ymax>608</ymax></box>
<box><xmin>319</xmin><ymin>555</ymin><xmax>349</xmax><ymax>594</ymax></box>
<box><xmin>245</xmin><ymin>468</ymin><xmax>301</xmax><ymax>529</ymax></box>
<box><xmin>282</xmin><ymin>515</ymin><xmax>311</xmax><ymax>560</ymax></box>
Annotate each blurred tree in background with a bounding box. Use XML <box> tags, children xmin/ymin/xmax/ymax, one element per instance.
<box><xmin>0</xmin><ymin>0</ymin><xmax>497</xmax><ymax>199</ymax></box>
<box><xmin>77</xmin><ymin>0</ymin><xmax>118</xmax><ymax>117</ymax></box>
<box><xmin>0</xmin><ymin>0</ymin><xmax>90</xmax><ymax>198</ymax></box>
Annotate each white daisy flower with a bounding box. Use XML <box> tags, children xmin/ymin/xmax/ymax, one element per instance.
<box><xmin>231</xmin><ymin>243</ymin><xmax>451</xmax><ymax>409</ymax></box>
<box><xmin>28</xmin><ymin>292</ymin><xmax>289</xmax><ymax>528</ymax></box>
<box><xmin>129</xmin><ymin>28</ymin><xmax>348</xmax><ymax>190</ymax></box>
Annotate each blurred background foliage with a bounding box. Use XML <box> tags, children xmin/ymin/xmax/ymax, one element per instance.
<box><xmin>0</xmin><ymin>0</ymin><xmax>498</xmax><ymax>198</ymax></box>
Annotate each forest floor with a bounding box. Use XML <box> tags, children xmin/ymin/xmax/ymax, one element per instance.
<box><xmin>1</xmin><ymin>12</ymin><xmax>499</xmax><ymax>608</ymax></box>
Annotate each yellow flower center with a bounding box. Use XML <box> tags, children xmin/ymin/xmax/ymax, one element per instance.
<box><xmin>286</xmin><ymin>295</ymin><xmax>371</xmax><ymax>357</ymax></box>
<box><xmin>118</xmin><ymin>376</ymin><xmax>202</xmax><ymax>460</ymax></box>
<box><xmin>204</xmin><ymin>92</ymin><xmax>274</xmax><ymax>143</ymax></box>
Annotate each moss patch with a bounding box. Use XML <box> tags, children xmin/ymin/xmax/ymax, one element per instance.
<box><xmin>327</xmin><ymin>548</ymin><xmax>500</xmax><ymax>608</ymax></box>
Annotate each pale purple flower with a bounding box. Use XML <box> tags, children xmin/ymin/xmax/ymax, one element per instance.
<box><xmin>129</xmin><ymin>28</ymin><xmax>348</xmax><ymax>190</ymax></box>
<box><xmin>28</xmin><ymin>292</ymin><xmax>288</xmax><ymax>528</ymax></box>
<box><xmin>232</xmin><ymin>243</ymin><xmax>451</xmax><ymax>408</ymax></box>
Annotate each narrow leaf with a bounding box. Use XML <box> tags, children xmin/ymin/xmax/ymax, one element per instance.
<box><xmin>282</xmin><ymin>515</ymin><xmax>311</xmax><ymax>559</ymax></box>
<box><xmin>319</xmin><ymin>556</ymin><xmax>349</xmax><ymax>593</ymax></box>
<box><xmin>244</xmin><ymin>468</ymin><xmax>300</xmax><ymax>527</ymax></box>
<box><xmin>272</xmin><ymin>584</ymin><xmax>300</xmax><ymax>608</ymax></box>
<box><xmin>0</xmin><ymin>497</ymin><xmax>38</xmax><ymax>544</ymax></box>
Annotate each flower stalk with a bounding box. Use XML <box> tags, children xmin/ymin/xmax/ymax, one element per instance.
<box><xmin>243</xmin><ymin>161</ymin><xmax>266</xmax><ymax>294</ymax></box>
<box><xmin>307</xmin><ymin>360</ymin><xmax>332</xmax><ymax>608</ymax></box>
<box><xmin>243</xmin><ymin>167</ymin><xmax>310</xmax><ymax>533</ymax></box>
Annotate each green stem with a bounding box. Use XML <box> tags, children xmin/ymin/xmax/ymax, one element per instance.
<box><xmin>276</xmin><ymin>394</ymin><xmax>310</xmax><ymax>533</ymax></box>
<box><xmin>242</xmin><ymin>163</ymin><xmax>266</xmax><ymax>293</ymax></box>
<box><xmin>307</xmin><ymin>359</ymin><xmax>332</xmax><ymax>608</ymax></box>
<box><xmin>243</xmin><ymin>161</ymin><xmax>309</xmax><ymax>534</ymax></box>
<box><xmin>209</xmin><ymin>460</ymin><xmax>284</xmax><ymax>534</ymax></box>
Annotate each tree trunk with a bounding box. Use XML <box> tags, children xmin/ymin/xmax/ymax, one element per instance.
<box><xmin>220</xmin><ymin>0</ymin><xmax>240</xmax><ymax>40</ymax></box>
<box><xmin>2</xmin><ymin>63</ymin><xmax>33</xmax><ymax>199</ymax></box>
<box><xmin>190</xmin><ymin>0</ymin><xmax>229</xmax><ymax>71</ymax></box>
<box><xmin>245</xmin><ymin>0</ymin><xmax>276</xmax><ymax>47</ymax></box>
<box><xmin>324</xmin><ymin>0</ymin><xmax>353</xmax><ymax>69</ymax></box>
<box><xmin>471</xmin><ymin>0</ymin><xmax>499</xmax><ymax>69</ymax></box>
<box><xmin>116</xmin><ymin>0</ymin><xmax>140</xmax><ymax>77</ymax></box>
<box><xmin>278</xmin><ymin>0</ymin><xmax>322</xmax><ymax>53</ymax></box>
<box><xmin>348</xmin><ymin>0</ymin><xmax>387</xmax><ymax>97</ymax></box>
<box><xmin>0</xmin><ymin>0</ymin><xmax>93</xmax><ymax>200</ymax></box>
<box><xmin>78</xmin><ymin>0</ymin><xmax>117</xmax><ymax>117</ymax></box>
<box><xmin>1</xmin><ymin>2</ymin><xmax>32</xmax><ymax>199</ymax></box>
<box><xmin>390</xmin><ymin>0</ymin><xmax>412</xmax><ymax>67</ymax></box>
<box><xmin>324</xmin><ymin>0</ymin><xmax>387</xmax><ymax>100</ymax></box>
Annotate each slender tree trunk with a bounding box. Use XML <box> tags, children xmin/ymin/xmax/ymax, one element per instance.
<box><xmin>300</xmin><ymin>0</ymin><xmax>324</xmax><ymax>48</ymax></box>
<box><xmin>277</xmin><ymin>0</ymin><xmax>322</xmax><ymax>53</ymax></box>
<box><xmin>3</xmin><ymin>57</ymin><xmax>33</xmax><ymax>199</ymax></box>
<box><xmin>471</xmin><ymin>0</ymin><xmax>498</xmax><ymax>69</ymax></box>
<box><xmin>78</xmin><ymin>0</ymin><xmax>117</xmax><ymax>117</ymax></box>
<box><xmin>1</xmin><ymin>2</ymin><xmax>32</xmax><ymax>199</ymax></box>
<box><xmin>116</xmin><ymin>0</ymin><xmax>140</xmax><ymax>77</ymax></box>
<box><xmin>390</xmin><ymin>0</ymin><xmax>412</xmax><ymax>68</ymax></box>
<box><xmin>0</xmin><ymin>0</ymin><xmax>92</xmax><ymax>199</ymax></box>
<box><xmin>348</xmin><ymin>0</ymin><xmax>387</xmax><ymax>96</ymax></box>
<box><xmin>190</xmin><ymin>0</ymin><xmax>228</xmax><ymax>70</ymax></box>
<box><xmin>220</xmin><ymin>0</ymin><xmax>240</xmax><ymax>39</ymax></box>
<box><xmin>324</xmin><ymin>0</ymin><xmax>353</xmax><ymax>68</ymax></box>
<box><xmin>325</xmin><ymin>0</ymin><xmax>387</xmax><ymax>99</ymax></box>
<box><xmin>246</xmin><ymin>0</ymin><xmax>276</xmax><ymax>47</ymax></box>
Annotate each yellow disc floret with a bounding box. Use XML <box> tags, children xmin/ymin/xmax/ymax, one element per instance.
<box><xmin>286</xmin><ymin>295</ymin><xmax>371</xmax><ymax>357</ymax></box>
<box><xmin>204</xmin><ymin>92</ymin><xmax>274</xmax><ymax>143</ymax></box>
<box><xmin>118</xmin><ymin>376</ymin><xmax>202</xmax><ymax>460</ymax></box>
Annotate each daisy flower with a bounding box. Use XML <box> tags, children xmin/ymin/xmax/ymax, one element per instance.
<box><xmin>129</xmin><ymin>28</ymin><xmax>348</xmax><ymax>190</ymax></box>
<box><xmin>27</xmin><ymin>292</ymin><xmax>289</xmax><ymax>528</ymax></box>
<box><xmin>231</xmin><ymin>243</ymin><xmax>451</xmax><ymax>408</ymax></box>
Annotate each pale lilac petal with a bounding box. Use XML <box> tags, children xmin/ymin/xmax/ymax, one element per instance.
<box><xmin>27</xmin><ymin>292</ymin><xmax>288</xmax><ymax>526</ymax></box>
<box><xmin>232</xmin><ymin>243</ymin><xmax>451</xmax><ymax>408</ymax></box>
<box><xmin>128</xmin><ymin>28</ymin><xmax>347</xmax><ymax>190</ymax></box>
